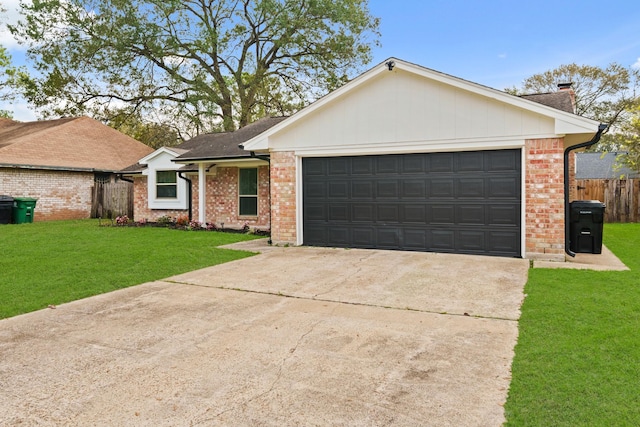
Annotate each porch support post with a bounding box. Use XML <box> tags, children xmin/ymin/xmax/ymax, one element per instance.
<box><xmin>198</xmin><ymin>163</ymin><xmax>206</xmax><ymax>223</ymax></box>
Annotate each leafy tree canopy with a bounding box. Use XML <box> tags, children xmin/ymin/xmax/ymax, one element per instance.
<box><xmin>10</xmin><ymin>0</ymin><xmax>380</xmax><ymax>135</ymax></box>
<box><xmin>507</xmin><ymin>63</ymin><xmax>640</xmax><ymax>169</ymax></box>
<box><xmin>506</xmin><ymin>63</ymin><xmax>639</xmax><ymax>134</ymax></box>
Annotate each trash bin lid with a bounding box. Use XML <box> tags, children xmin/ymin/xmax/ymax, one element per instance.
<box><xmin>0</xmin><ymin>195</ymin><xmax>13</xmax><ymax>201</ymax></box>
<box><xmin>571</xmin><ymin>200</ymin><xmax>605</xmax><ymax>208</ymax></box>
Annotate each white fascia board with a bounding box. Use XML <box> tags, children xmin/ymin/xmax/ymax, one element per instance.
<box><xmin>555</xmin><ymin>115</ymin><xmax>601</xmax><ymax>135</ymax></box>
<box><xmin>139</xmin><ymin>146</ymin><xmax>185</xmax><ymax>165</ymax></box>
<box><xmin>175</xmin><ymin>158</ymin><xmax>269</xmax><ymax>168</ymax></box>
<box><xmin>276</xmin><ymin>136</ymin><xmax>531</xmax><ymax>157</ymax></box>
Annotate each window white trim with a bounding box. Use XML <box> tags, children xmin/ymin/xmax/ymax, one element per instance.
<box><xmin>143</xmin><ymin>149</ymin><xmax>188</xmax><ymax>210</ymax></box>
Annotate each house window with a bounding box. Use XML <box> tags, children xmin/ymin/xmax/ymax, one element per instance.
<box><xmin>156</xmin><ymin>170</ymin><xmax>177</xmax><ymax>198</ymax></box>
<box><xmin>239</xmin><ymin>168</ymin><xmax>258</xmax><ymax>216</ymax></box>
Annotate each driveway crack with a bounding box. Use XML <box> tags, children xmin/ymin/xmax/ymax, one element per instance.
<box><xmin>195</xmin><ymin>319</ymin><xmax>324</xmax><ymax>424</ymax></box>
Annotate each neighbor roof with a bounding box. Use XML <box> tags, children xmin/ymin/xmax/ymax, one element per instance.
<box><xmin>520</xmin><ymin>91</ymin><xmax>575</xmax><ymax>114</ymax></box>
<box><xmin>173</xmin><ymin>116</ymin><xmax>288</xmax><ymax>162</ymax></box>
<box><xmin>576</xmin><ymin>152</ymin><xmax>640</xmax><ymax>179</ymax></box>
<box><xmin>0</xmin><ymin>116</ymin><xmax>153</xmax><ymax>171</ymax></box>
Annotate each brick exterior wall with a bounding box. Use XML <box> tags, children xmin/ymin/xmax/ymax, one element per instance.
<box><xmin>132</xmin><ymin>165</ymin><xmax>270</xmax><ymax>230</ymax></box>
<box><xmin>269</xmin><ymin>151</ymin><xmax>297</xmax><ymax>244</ymax></box>
<box><xmin>525</xmin><ymin>138</ymin><xmax>566</xmax><ymax>260</ymax></box>
<box><xmin>0</xmin><ymin>168</ymin><xmax>93</xmax><ymax>221</ymax></box>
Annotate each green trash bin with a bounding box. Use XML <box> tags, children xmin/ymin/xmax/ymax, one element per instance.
<box><xmin>12</xmin><ymin>197</ymin><xmax>38</xmax><ymax>224</ymax></box>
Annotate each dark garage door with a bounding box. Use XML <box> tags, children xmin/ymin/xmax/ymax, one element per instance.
<box><xmin>302</xmin><ymin>150</ymin><xmax>521</xmax><ymax>257</ymax></box>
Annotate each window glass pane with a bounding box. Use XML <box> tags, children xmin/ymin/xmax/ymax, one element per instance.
<box><xmin>157</xmin><ymin>185</ymin><xmax>177</xmax><ymax>198</ymax></box>
<box><xmin>239</xmin><ymin>197</ymin><xmax>258</xmax><ymax>216</ymax></box>
<box><xmin>157</xmin><ymin>170</ymin><xmax>177</xmax><ymax>184</ymax></box>
<box><xmin>239</xmin><ymin>168</ymin><xmax>258</xmax><ymax>195</ymax></box>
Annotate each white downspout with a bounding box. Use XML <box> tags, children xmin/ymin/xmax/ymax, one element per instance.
<box><xmin>198</xmin><ymin>163</ymin><xmax>206</xmax><ymax>223</ymax></box>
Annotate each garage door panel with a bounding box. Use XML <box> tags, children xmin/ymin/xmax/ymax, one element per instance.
<box><xmin>457</xmin><ymin>151</ymin><xmax>485</xmax><ymax>172</ymax></box>
<box><xmin>401</xmin><ymin>180</ymin><xmax>426</xmax><ymax>198</ymax></box>
<box><xmin>304</xmin><ymin>158</ymin><xmax>325</xmax><ymax>175</ymax></box>
<box><xmin>487</xmin><ymin>231</ymin><xmax>521</xmax><ymax>254</ymax></box>
<box><xmin>352</xmin><ymin>181</ymin><xmax>374</xmax><ymax>198</ymax></box>
<box><xmin>328</xmin><ymin>204</ymin><xmax>349</xmax><ymax>221</ymax></box>
<box><xmin>352</xmin><ymin>228</ymin><xmax>375</xmax><ymax>246</ymax></box>
<box><xmin>457</xmin><ymin>205</ymin><xmax>486</xmax><ymax>225</ymax></box>
<box><xmin>376</xmin><ymin>156</ymin><xmax>400</xmax><ymax>174</ymax></box>
<box><xmin>489</xmin><ymin>150</ymin><xmax>519</xmax><ymax>171</ymax></box>
<box><xmin>352</xmin><ymin>157</ymin><xmax>374</xmax><ymax>175</ymax></box>
<box><xmin>377</xmin><ymin>180</ymin><xmax>399</xmax><ymax>198</ymax></box>
<box><xmin>457</xmin><ymin>178</ymin><xmax>485</xmax><ymax>198</ymax></box>
<box><xmin>352</xmin><ymin>204</ymin><xmax>375</xmax><ymax>222</ymax></box>
<box><xmin>430</xmin><ymin>153</ymin><xmax>455</xmax><ymax>172</ymax></box>
<box><xmin>377</xmin><ymin>204</ymin><xmax>400</xmax><ymax>222</ymax></box>
<box><xmin>303</xmin><ymin>150</ymin><xmax>521</xmax><ymax>257</ymax></box>
<box><xmin>376</xmin><ymin>228</ymin><xmax>400</xmax><ymax>247</ymax></box>
<box><xmin>305</xmin><ymin>182</ymin><xmax>326</xmax><ymax>199</ymax></box>
<box><xmin>488</xmin><ymin>177</ymin><xmax>520</xmax><ymax>198</ymax></box>
<box><xmin>431</xmin><ymin>205</ymin><xmax>455</xmax><ymax>224</ymax></box>
<box><xmin>430</xmin><ymin>230</ymin><xmax>455</xmax><ymax>250</ymax></box>
<box><xmin>402</xmin><ymin>156</ymin><xmax>425</xmax><ymax>173</ymax></box>
<box><xmin>328</xmin><ymin>158</ymin><xmax>349</xmax><ymax>175</ymax></box>
<box><xmin>488</xmin><ymin>205</ymin><xmax>519</xmax><ymax>226</ymax></box>
<box><xmin>430</xmin><ymin>179</ymin><xmax>455</xmax><ymax>198</ymax></box>
<box><xmin>404</xmin><ymin>229</ymin><xmax>427</xmax><ymax>248</ymax></box>
<box><xmin>457</xmin><ymin>230</ymin><xmax>486</xmax><ymax>252</ymax></box>
<box><xmin>304</xmin><ymin>203</ymin><xmax>326</xmax><ymax>221</ymax></box>
<box><xmin>401</xmin><ymin>205</ymin><xmax>427</xmax><ymax>223</ymax></box>
<box><xmin>328</xmin><ymin>181</ymin><xmax>349</xmax><ymax>198</ymax></box>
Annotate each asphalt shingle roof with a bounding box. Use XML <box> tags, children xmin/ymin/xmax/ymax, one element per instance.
<box><xmin>174</xmin><ymin>116</ymin><xmax>287</xmax><ymax>161</ymax></box>
<box><xmin>520</xmin><ymin>91</ymin><xmax>575</xmax><ymax>114</ymax></box>
<box><xmin>576</xmin><ymin>152</ymin><xmax>640</xmax><ymax>179</ymax></box>
<box><xmin>0</xmin><ymin>116</ymin><xmax>153</xmax><ymax>171</ymax></box>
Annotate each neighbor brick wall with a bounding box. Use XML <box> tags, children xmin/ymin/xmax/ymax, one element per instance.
<box><xmin>0</xmin><ymin>168</ymin><xmax>93</xmax><ymax>221</ymax></box>
<box><xmin>270</xmin><ymin>151</ymin><xmax>297</xmax><ymax>244</ymax></box>
<box><xmin>525</xmin><ymin>138</ymin><xmax>566</xmax><ymax>260</ymax></box>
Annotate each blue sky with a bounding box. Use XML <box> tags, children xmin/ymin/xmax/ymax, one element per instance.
<box><xmin>2</xmin><ymin>0</ymin><xmax>640</xmax><ymax>121</ymax></box>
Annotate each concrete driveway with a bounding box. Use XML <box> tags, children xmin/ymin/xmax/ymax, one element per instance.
<box><xmin>0</xmin><ymin>240</ymin><xmax>528</xmax><ymax>426</ymax></box>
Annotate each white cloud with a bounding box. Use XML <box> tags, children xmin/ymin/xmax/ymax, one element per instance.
<box><xmin>633</xmin><ymin>57</ymin><xmax>640</xmax><ymax>69</ymax></box>
<box><xmin>0</xmin><ymin>98</ymin><xmax>38</xmax><ymax>122</ymax></box>
<box><xmin>498</xmin><ymin>53</ymin><xmax>507</xmax><ymax>59</ymax></box>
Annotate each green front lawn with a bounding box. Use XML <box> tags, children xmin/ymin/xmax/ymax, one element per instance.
<box><xmin>0</xmin><ymin>220</ymin><xmax>262</xmax><ymax>319</ymax></box>
<box><xmin>505</xmin><ymin>223</ymin><xmax>640</xmax><ymax>426</ymax></box>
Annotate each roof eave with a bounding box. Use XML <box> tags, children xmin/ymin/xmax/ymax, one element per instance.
<box><xmin>0</xmin><ymin>163</ymin><xmax>119</xmax><ymax>173</ymax></box>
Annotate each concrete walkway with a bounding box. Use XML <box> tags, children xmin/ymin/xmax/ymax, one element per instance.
<box><xmin>1</xmin><ymin>242</ymin><xmax>529</xmax><ymax>426</ymax></box>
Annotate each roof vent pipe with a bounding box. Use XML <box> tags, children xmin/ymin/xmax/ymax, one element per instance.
<box><xmin>564</xmin><ymin>123</ymin><xmax>607</xmax><ymax>257</ymax></box>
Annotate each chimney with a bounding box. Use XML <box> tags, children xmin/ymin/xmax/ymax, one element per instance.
<box><xmin>557</xmin><ymin>82</ymin><xmax>576</xmax><ymax>113</ymax></box>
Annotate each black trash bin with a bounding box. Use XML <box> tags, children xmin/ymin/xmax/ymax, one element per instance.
<box><xmin>570</xmin><ymin>200</ymin><xmax>606</xmax><ymax>254</ymax></box>
<box><xmin>0</xmin><ymin>195</ymin><xmax>13</xmax><ymax>224</ymax></box>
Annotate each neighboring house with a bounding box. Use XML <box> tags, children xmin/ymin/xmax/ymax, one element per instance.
<box><xmin>576</xmin><ymin>152</ymin><xmax>640</xmax><ymax>179</ymax></box>
<box><xmin>0</xmin><ymin>116</ymin><xmax>153</xmax><ymax>221</ymax></box>
<box><xmin>128</xmin><ymin>58</ymin><xmax>602</xmax><ymax>260</ymax></box>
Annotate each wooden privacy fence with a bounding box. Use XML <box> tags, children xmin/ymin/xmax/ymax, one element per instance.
<box><xmin>91</xmin><ymin>181</ymin><xmax>134</xmax><ymax>219</ymax></box>
<box><xmin>576</xmin><ymin>179</ymin><xmax>640</xmax><ymax>223</ymax></box>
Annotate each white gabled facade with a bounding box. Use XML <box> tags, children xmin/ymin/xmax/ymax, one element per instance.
<box><xmin>139</xmin><ymin>147</ymin><xmax>189</xmax><ymax>210</ymax></box>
